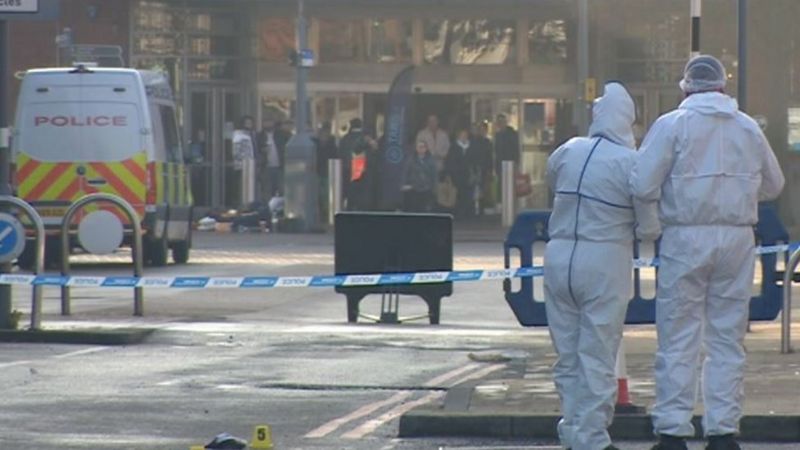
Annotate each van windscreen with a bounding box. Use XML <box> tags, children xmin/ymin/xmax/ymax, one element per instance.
<box><xmin>18</xmin><ymin>102</ymin><xmax>143</xmax><ymax>162</ymax></box>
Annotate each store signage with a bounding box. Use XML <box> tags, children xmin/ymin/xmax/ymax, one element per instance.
<box><xmin>0</xmin><ymin>0</ymin><xmax>38</xmax><ymax>13</ymax></box>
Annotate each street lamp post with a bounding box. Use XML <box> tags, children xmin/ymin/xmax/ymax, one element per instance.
<box><xmin>283</xmin><ymin>0</ymin><xmax>319</xmax><ymax>232</ymax></box>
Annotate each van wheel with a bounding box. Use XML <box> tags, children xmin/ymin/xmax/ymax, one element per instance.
<box><xmin>172</xmin><ymin>236</ymin><xmax>190</xmax><ymax>264</ymax></box>
<box><xmin>145</xmin><ymin>234</ymin><xmax>169</xmax><ymax>267</ymax></box>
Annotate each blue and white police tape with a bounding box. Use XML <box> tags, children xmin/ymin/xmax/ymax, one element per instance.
<box><xmin>0</xmin><ymin>267</ymin><xmax>545</xmax><ymax>289</ymax></box>
<box><xmin>0</xmin><ymin>242</ymin><xmax>795</xmax><ymax>289</ymax></box>
<box><xmin>632</xmin><ymin>241</ymin><xmax>800</xmax><ymax>269</ymax></box>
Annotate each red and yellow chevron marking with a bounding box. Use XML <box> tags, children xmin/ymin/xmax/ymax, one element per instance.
<box><xmin>16</xmin><ymin>152</ymin><xmax>148</xmax><ymax>224</ymax></box>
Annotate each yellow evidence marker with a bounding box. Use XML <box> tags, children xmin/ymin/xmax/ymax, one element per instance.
<box><xmin>189</xmin><ymin>446</ymin><xmax>205</xmax><ymax>450</ymax></box>
<box><xmin>250</xmin><ymin>425</ymin><xmax>273</xmax><ymax>449</ymax></box>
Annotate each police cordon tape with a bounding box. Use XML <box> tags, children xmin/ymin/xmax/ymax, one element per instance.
<box><xmin>0</xmin><ymin>242</ymin><xmax>797</xmax><ymax>289</ymax></box>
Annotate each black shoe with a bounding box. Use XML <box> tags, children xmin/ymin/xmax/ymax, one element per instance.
<box><xmin>706</xmin><ymin>434</ymin><xmax>741</xmax><ymax>450</ymax></box>
<box><xmin>651</xmin><ymin>434</ymin><xmax>689</xmax><ymax>450</ymax></box>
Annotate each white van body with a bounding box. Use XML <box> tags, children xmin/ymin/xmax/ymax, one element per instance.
<box><xmin>12</xmin><ymin>66</ymin><xmax>192</xmax><ymax>267</ymax></box>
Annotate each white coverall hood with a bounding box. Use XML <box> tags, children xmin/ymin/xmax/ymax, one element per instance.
<box><xmin>679</xmin><ymin>91</ymin><xmax>738</xmax><ymax>118</ymax></box>
<box><xmin>588</xmin><ymin>82</ymin><xmax>636</xmax><ymax>149</ymax></box>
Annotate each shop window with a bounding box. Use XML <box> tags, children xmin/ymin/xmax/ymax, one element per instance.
<box><xmin>262</xmin><ymin>97</ymin><xmax>293</xmax><ymax>123</ymax></box>
<box><xmin>337</xmin><ymin>95</ymin><xmax>361</xmax><ymax>138</ymax></box>
<box><xmin>615</xmin><ymin>14</ymin><xmax>688</xmax><ymax>83</ymax></box>
<box><xmin>186</xmin><ymin>13</ymin><xmax>237</xmax><ymax>34</ymax></box>
<box><xmin>319</xmin><ymin>19</ymin><xmax>368</xmax><ymax>63</ymax></box>
<box><xmin>134</xmin><ymin>1</ymin><xmax>179</xmax><ymax>31</ymax></box>
<box><xmin>260</xmin><ymin>18</ymin><xmax>295</xmax><ymax>63</ymax></box>
<box><xmin>528</xmin><ymin>20</ymin><xmax>568</xmax><ymax>64</ymax></box>
<box><xmin>188</xmin><ymin>59</ymin><xmax>239</xmax><ymax>81</ymax></box>
<box><xmin>134</xmin><ymin>34</ymin><xmax>181</xmax><ymax>56</ymax></box>
<box><xmin>424</xmin><ymin>19</ymin><xmax>516</xmax><ymax>65</ymax></box>
<box><xmin>368</xmin><ymin>19</ymin><xmax>412</xmax><ymax>63</ymax></box>
<box><xmin>189</xmin><ymin>36</ymin><xmax>240</xmax><ymax>57</ymax></box>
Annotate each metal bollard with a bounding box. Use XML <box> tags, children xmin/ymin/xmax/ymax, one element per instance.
<box><xmin>328</xmin><ymin>159</ymin><xmax>342</xmax><ymax>226</ymax></box>
<box><xmin>501</xmin><ymin>161</ymin><xmax>515</xmax><ymax>227</ymax></box>
<box><xmin>61</xmin><ymin>193</ymin><xmax>145</xmax><ymax>317</ymax></box>
<box><xmin>0</xmin><ymin>196</ymin><xmax>46</xmax><ymax>330</ymax></box>
<box><xmin>782</xmin><ymin>248</ymin><xmax>799</xmax><ymax>354</ymax></box>
<box><xmin>241</xmin><ymin>158</ymin><xmax>256</xmax><ymax>206</ymax></box>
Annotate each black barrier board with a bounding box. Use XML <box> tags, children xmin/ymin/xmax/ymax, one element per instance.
<box><xmin>334</xmin><ymin>212</ymin><xmax>453</xmax><ymax>324</ymax></box>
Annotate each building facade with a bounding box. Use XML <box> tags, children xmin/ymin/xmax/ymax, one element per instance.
<box><xmin>5</xmin><ymin>0</ymin><xmax>800</xmax><ymax>233</ymax></box>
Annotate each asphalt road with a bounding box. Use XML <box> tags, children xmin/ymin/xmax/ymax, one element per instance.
<box><xmin>1</xmin><ymin>232</ymin><xmax>796</xmax><ymax>450</ymax></box>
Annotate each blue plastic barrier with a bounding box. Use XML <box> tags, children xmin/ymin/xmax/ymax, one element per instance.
<box><xmin>503</xmin><ymin>204</ymin><xmax>789</xmax><ymax>327</ymax></box>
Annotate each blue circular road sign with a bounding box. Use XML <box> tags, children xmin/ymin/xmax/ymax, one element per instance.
<box><xmin>0</xmin><ymin>212</ymin><xmax>26</xmax><ymax>263</ymax></box>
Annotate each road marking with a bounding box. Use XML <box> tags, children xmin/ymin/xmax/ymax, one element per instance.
<box><xmin>423</xmin><ymin>363</ymin><xmax>481</xmax><ymax>386</ymax></box>
<box><xmin>304</xmin><ymin>391</ymin><xmax>413</xmax><ymax>438</ymax></box>
<box><xmin>305</xmin><ymin>362</ymin><xmax>481</xmax><ymax>439</ymax></box>
<box><xmin>0</xmin><ymin>345</ymin><xmax>108</xmax><ymax>369</ymax></box>
<box><xmin>0</xmin><ymin>359</ymin><xmax>33</xmax><ymax>369</ymax></box>
<box><xmin>341</xmin><ymin>391</ymin><xmax>445</xmax><ymax>439</ymax></box>
<box><xmin>447</xmin><ymin>363</ymin><xmax>506</xmax><ymax>385</ymax></box>
<box><xmin>340</xmin><ymin>363</ymin><xmax>507</xmax><ymax>440</ymax></box>
<box><xmin>51</xmin><ymin>346</ymin><xmax>107</xmax><ymax>359</ymax></box>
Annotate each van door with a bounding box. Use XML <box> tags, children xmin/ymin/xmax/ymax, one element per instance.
<box><xmin>151</xmin><ymin>102</ymin><xmax>191</xmax><ymax>241</ymax></box>
<box><xmin>14</xmin><ymin>74</ymin><xmax>148</xmax><ymax>226</ymax></box>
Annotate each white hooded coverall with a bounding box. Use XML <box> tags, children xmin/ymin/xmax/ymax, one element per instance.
<box><xmin>631</xmin><ymin>92</ymin><xmax>784</xmax><ymax>438</ymax></box>
<box><xmin>545</xmin><ymin>83</ymin><xmax>660</xmax><ymax>450</ymax></box>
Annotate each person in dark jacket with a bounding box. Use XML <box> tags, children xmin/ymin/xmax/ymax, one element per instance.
<box><xmin>402</xmin><ymin>140</ymin><xmax>437</xmax><ymax>212</ymax></box>
<box><xmin>257</xmin><ymin>118</ymin><xmax>285</xmax><ymax>199</ymax></box>
<box><xmin>314</xmin><ymin>122</ymin><xmax>338</xmax><ymax>178</ymax></box>
<box><xmin>313</xmin><ymin>122</ymin><xmax>339</xmax><ymax>218</ymax></box>
<box><xmin>471</xmin><ymin>121</ymin><xmax>494</xmax><ymax>214</ymax></box>
<box><xmin>494</xmin><ymin>114</ymin><xmax>520</xmax><ymax>178</ymax></box>
<box><xmin>444</xmin><ymin>128</ymin><xmax>478</xmax><ymax>218</ymax></box>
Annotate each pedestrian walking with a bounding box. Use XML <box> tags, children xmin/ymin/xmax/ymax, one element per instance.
<box><xmin>232</xmin><ymin>115</ymin><xmax>257</xmax><ymax>207</ymax></box>
<box><xmin>416</xmin><ymin>114</ymin><xmax>450</xmax><ymax>173</ymax></box>
<box><xmin>402</xmin><ymin>140</ymin><xmax>437</xmax><ymax>212</ymax></box>
<box><xmin>314</xmin><ymin>122</ymin><xmax>338</xmax><ymax>218</ymax></box>
<box><xmin>257</xmin><ymin>118</ymin><xmax>284</xmax><ymax>199</ymax></box>
<box><xmin>471</xmin><ymin>121</ymin><xmax>495</xmax><ymax>214</ymax></box>
<box><xmin>631</xmin><ymin>55</ymin><xmax>785</xmax><ymax>450</ymax></box>
<box><xmin>340</xmin><ymin>118</ymin><xmax>374</xmax><ymax>211</ymax></box>
<box><xmin>545</xmin><ymin>82</ymin><xmax>660</xmax><ymax>450</ymax></box>
<box><xmin>444</xmin><ymin>128</ymin><xmax>478</xmax><ymax>218</ymax></box>
<box><xmin>493</xmin><ymin>113</ymin><xmax>519</xmax><ymax>178</ymax></box>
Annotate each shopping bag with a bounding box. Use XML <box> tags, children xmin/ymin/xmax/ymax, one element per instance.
<box><xmin>515</xmin><ymin>173</ymin><xmax>532</xmax><ymax>197</ymax></box>
<box><xmin>437</xmin><ymin>178</ymin><xmax>458</xmax><ymax>209</ymax></box>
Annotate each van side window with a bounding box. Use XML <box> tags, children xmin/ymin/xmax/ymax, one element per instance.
<box><xmin>159</xmin><ymin>105</ymin><xmax>182</xmax><ymax>163</ymax></box>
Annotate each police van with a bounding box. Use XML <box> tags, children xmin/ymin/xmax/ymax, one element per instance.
<box><xmin>12</xmin><ymin>66</ymin><xmax>192</xmax><ymax>268</ymax></box>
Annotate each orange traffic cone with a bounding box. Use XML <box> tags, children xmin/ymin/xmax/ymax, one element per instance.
<box><xmin>615</xmin><ymin>337</ymin><xmax>645</xmax><ymax>414</ymax></box>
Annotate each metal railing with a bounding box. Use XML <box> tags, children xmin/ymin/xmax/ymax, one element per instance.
<box><xmin>782</xmin><ymin>248</ymin><xmax>798</xmax><ymax>354</ymax></box>
<box><xmin>60</xmin><ymin>193</ymin><xmax>144</xmax><ymax>316</ymax></box>
<box><xmin>0</xmin><ymin>196</ymin><xmax>45</xmax><ymax>330</ymax></box>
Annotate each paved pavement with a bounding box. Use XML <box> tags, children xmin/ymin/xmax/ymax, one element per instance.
<box><xmin>0</xmin><ymin>230</ymin><xmax>797</xmax><ymax>449</ymax></box>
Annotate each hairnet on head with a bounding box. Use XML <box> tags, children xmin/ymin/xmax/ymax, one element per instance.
<box><xmin>679</xmin><ymin>54</ymin><xmax>727</xmax><ymax>94</ymax></box>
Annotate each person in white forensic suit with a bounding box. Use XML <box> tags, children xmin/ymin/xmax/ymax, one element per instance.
<box><xmin>545</xmin><ymin>81</ymin><xmax>660</xmax><ymax>450</ymax></box>
<box><xmin>630</xmin><ymin>55</ymin><xmax>785</xmax><ymax>450</ymax></box>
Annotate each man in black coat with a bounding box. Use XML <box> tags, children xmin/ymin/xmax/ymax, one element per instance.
<box><xmin>494</xmin><ymin>114</ymin><xmax>520</xmax><ymax>178</ymax></box>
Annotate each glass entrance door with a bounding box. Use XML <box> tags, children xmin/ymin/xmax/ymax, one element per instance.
<box><xmin>188</xmin><ymin>87</ymin><xmax>242</xmax><ymax>209</ymax></box>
